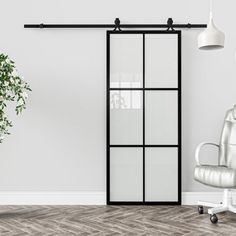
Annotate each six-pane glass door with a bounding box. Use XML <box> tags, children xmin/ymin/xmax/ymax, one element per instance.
<box><xmin>108</xmin><ymin>32</ymin><xmax>180</xmax><ymax>203</ymax></box>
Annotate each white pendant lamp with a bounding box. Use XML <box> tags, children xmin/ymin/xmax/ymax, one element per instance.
<box><xmin>198</xmin><ymin>0</ymin><xmax>225</xmax><ymax>50</ymax></box>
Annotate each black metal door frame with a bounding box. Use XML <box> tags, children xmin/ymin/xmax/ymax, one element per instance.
<box><xmin>106</xmin><ymin>30</ymin><xmax>181</xmax><ymax>205</ymax></box>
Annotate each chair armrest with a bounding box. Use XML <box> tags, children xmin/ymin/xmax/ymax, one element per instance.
<box><xmin>195</xmin><ymin>142</ymin><xmax>219</xmax><ymax>166</ymax></box>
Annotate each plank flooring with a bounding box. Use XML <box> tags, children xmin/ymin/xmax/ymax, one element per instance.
<box><xmin>0</xmin><ymin>205</ymin><xmax>235</xmax><ymax>235</ymax></box>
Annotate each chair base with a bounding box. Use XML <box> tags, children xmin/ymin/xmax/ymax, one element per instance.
<box><xmin>198</xmin><ymin>189</ymin><xmax>236</xmax><ymax>221</ymax></box>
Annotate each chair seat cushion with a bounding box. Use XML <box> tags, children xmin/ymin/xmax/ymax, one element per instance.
<box><xmin>194</xmin><ymin>165</ymin><xmax>236</xmax><ymax>188</ymax></box>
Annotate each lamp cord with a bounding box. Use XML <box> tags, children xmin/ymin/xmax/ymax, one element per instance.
<box><xmin>210</xmin><ymin>0</ymin><xmax>213</xmax><ymax>19</ymax></box>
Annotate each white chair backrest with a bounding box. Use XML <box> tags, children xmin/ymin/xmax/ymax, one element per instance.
<box><xmin>219</xmin><ymin>106</ymin><xmax>236</xmax><ymax>169</ymax></box>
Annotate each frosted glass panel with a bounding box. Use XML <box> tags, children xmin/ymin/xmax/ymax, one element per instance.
<box><xmin>110</xmin><ymin>148</ymin><xmax>143</xmax><ymax>201</ymax></box>
<box><xmin>145</xmin><ymin>34</ymin><xmax>177</xmax><ymax>88</ymax></box>
<box><xmin>110</xmin><ymin>90</ymin><xmax>142</xmax><ymax>144</ymax></box>
<box><xmin>110</xmin><ymin>34</ymin><xmax>143</xmax><ymax>88</ymax></box>
<box><xmin>146</xmin><ymin>91</ymin><xmax>178</xmax><ymax>145</ymax></box>
<box><xmin>145</xmin><ymin>148</ymin><xmax>178</xmax><ymax>201</ymax></box>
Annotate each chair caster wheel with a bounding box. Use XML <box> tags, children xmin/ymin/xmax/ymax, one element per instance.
<box><xmin>210</xmin><ymin>214</ymin><xmax>218</xmax><ymax>224</ymax></box>
<box><xmin>198</xmin><ymin>206</ymin><xmax>204</xmax><ymax>214</ymax></box>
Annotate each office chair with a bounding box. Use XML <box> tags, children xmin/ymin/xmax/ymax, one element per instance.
<box><xmin>194</xmin><ymin>105</ymin><xmax>236</xmax><ymax>224</ymax></box>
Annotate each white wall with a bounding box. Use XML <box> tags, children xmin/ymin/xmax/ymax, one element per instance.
<box><xmin>0</xmin><ymin>0</ymin><xmax>235</xmax><ymax>194</ymax></box>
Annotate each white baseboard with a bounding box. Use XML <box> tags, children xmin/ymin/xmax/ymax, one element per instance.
<box><xmin>0</xmin><ymin>191</ymin><xmax>234</xmax><ymax>205</ymax></box>
<box><xmin>182</xmin><ymin>192</ymin><xmax>230</xmax><ymax>205</ymax></box>
<box><xmin>0</xmin><ymin>191</ymin><xmax>106</xmax><ymax>205</ymax></box>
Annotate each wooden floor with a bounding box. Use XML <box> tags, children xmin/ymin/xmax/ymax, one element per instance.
<box><xmin>0</xmin><ymin>205</ymin><xmax>236</xmax><ymax>235</ymax></box>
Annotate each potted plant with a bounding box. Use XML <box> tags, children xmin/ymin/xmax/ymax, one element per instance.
<box><xmin>0</xmin><ymin>53</ymin><xmax>31</xmax><ymax>142</ymax></box>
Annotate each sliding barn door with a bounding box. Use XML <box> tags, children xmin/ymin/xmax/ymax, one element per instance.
<box><xmin>107</xmin><ymin>31</ymin><xmax>181</xmax><ymax>204</ymax></box>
